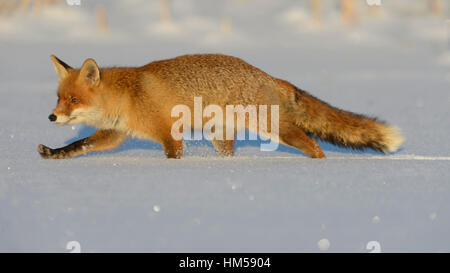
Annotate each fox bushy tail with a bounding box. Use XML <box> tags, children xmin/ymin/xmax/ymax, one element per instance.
<box><xmin>292</xmin><ymin>87</ymin><xmax>404</xmax><ymax>153</ymax></box>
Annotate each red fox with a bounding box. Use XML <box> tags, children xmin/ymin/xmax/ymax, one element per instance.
<box><xmin>38</xmin><ymin>54</ymin><xmax>404</xmax><ymax>159</ymax></box>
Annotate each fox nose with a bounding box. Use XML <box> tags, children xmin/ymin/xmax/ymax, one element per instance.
<box><xmin>48</xmin><ymin>114</ymin><xmax>57</xmax><ymax>122</ymax></box>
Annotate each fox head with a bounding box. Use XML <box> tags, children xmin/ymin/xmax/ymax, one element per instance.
<box><xmin>48</xmin><ymin>55</ymin><xmax>102</xmax><ymax>126</ymax></box>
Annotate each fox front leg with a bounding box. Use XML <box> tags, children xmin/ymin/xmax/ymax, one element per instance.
<box><xmin>38</xmin><ymin>130</ymin><xmax>126</xmax><ymax>159</ymax></box>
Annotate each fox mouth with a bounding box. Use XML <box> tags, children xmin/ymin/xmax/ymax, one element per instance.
<box><xmin>56</xmin><ymin>117</ymin><xmax>76</xmax><ymax>125</ymax></box>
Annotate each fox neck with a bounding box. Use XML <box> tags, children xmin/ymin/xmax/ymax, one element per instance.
<box><xmin>84</xmin><ymin>68</ymin><xmax>140</xmax><ymax>134</ymax></box>
<box><xmin>84</xmin><ymin>107</ymin><xmax>127</xmax><ymax>132</ymax></box>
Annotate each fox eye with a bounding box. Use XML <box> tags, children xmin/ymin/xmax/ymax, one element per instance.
<box><xmin>69</xmin><ymin>98</ymin><xmax>79</xmax><ymax>103</ymax></box>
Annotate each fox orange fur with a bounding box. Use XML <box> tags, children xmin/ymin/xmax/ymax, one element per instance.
<box><xmin>38</xmin><ymin>54</ymin><xmax>404</xmax><ymax>159</ymax></box>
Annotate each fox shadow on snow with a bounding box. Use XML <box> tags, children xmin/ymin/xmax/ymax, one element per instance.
<box><xmin>66</xmin><ymin>125</ymin><xmax>382</xmax><ymax>158</ymax></box>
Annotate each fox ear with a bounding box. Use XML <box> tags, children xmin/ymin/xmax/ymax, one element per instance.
<box><xmin>79</xmin><ymin>58</ymin><xmax>100</xmax><ymax>87</ymax></box>
<box><xmin>50</xmin><ymin>55</ymin><xmax>72</xmax><ymax>82</ymax></box>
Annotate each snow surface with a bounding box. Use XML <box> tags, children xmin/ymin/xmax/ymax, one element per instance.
<box><xmin>0</xmin><ymin>0</ymin><xmax>449</xmax><ymax>252</ymax></box>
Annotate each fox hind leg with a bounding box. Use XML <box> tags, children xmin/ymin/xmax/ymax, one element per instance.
<box><xmin>212</xmin><ymin>139</ymin><xmax>234</xmax><ymax>157</ymax></box>
<box><xmin>279</xmin><ymin>122</ymin><xmax>325</xmax><ymax>158</ymax></box>
<box><xmin>160</xmin><ymin>138</ymin><xmax>183</xmax><ymax>159</ymax></box>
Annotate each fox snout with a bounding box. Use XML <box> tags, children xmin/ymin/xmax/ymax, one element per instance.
<box><xmin>48</xmin><ymin>114</ymin><xmax>57</xmax><ymax>122</ymax></box>
<box><xmin>48</xmin><ymin>110</ymin><xmax>75</xmax><ymax>125</ymax></box>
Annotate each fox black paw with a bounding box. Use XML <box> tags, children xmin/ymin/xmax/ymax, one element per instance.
<box><xmin>38</xmin><ymin>144</ymin><xmax>54</xmax><ymax>159</ymax></box>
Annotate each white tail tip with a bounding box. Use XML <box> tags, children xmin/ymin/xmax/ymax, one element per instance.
<box><xmin>383</xmin><ymin>126</ymin><xmax>405</xmax><ymax>153</ymax></box>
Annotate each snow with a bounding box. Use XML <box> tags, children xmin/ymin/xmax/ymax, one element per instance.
<box><xmin>0</xmin><ymin>0</ymin><xmax>449</xmax><ymax>252</ymax></box>
<box><xmin>318</xmin><ymin>238</ymin><xmax>331</xmax><ymax>251</ymax></box>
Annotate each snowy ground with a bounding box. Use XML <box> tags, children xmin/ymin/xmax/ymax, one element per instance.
<box><xmin>0</xmin><ymin>0</ymin><xmax>449</xmax><ymax>252</ymax></box>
